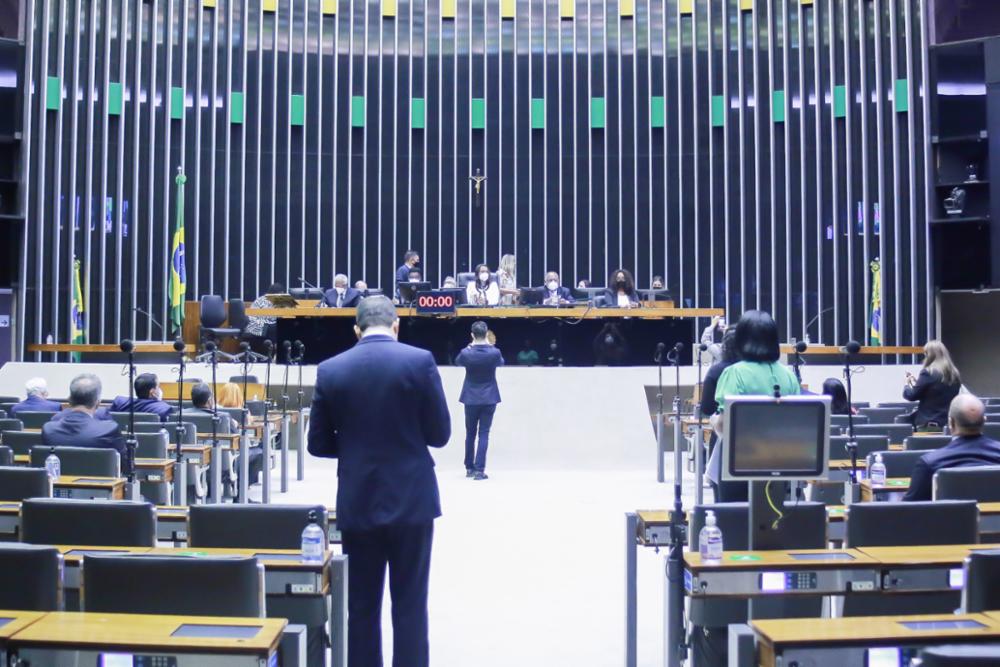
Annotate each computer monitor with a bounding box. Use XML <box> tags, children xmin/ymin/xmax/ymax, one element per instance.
<box><xmin>398</xmin><ymin>281</ymin><xmax>431</xmax><ymax>304</ymax></box>
<box><xmin>519</xmin><ymin>288</ymin><xmax>545</xmax><ymax>306</ymax></box>
<box><xmin>572</xmin><ymin>287</ymin><xmax>604</xmax><ymax>302</ymax></box>
<box><xmin>640</xmin><ymin>289</ymin><xmax>673</xmax><ymax>303</ymax></box>
<box><xmin>289</xmin><ymin>287</ymin><xmax>324</xmax><ymax>300</ymax></box>
<box><xmin>721</xmin><ymin>395</ymin><xmax>831</xmax><ymax>482</ymax></box>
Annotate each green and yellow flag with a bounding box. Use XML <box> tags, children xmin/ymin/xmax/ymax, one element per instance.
<box><xmin>869</xmin><ymin>258</ymin><xmax>882</xmax><ymax>346</ymax></box>
<box><xmin>168</xmin><ymin>167</ymin><xmax>187</xmax><ymax>336</ymax></box>
<box><xmin>70</xmin><ymin>258</ymin><xmax>85</xmax><ymax>362</ymax></box>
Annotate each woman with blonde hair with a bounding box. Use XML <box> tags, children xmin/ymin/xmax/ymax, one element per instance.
<box><xmin>496</xmin><ymin>253</ymin><xmax>519</xmax><ymax>305</ymax></box>
<box><xmin>903</xmin><ymin>339</ymin><xmax>962</xmax><ymax>431</ymax></box>
<box><xmin>217</xmin><ymin>382</ymin><xmax>245</xmax><ymax>408</ymax></box>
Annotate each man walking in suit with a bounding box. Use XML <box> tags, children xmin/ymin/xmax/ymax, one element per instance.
<box><xmin>308</xmin><ymin>295</ymin><xmax>450</xmax><ymax>667</ymax></box>
<box><xmin>456</xmin><ymin>321</ymin><xmax>504</xmax><ymax>480</ymax></box>
<box><xmin>42</xmin><ymin>374</ymin><xmax>132</xmax><ymax>474</ymax></box>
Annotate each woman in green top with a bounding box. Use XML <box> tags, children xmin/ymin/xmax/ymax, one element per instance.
<box><xmin>707</xmin><ymin>310</ymin><xmax>801</xmax><ymax>502</ymax></box>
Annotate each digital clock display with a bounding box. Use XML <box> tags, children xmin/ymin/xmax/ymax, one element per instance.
<box><xmin>415</xmin><ymin>290</ymin><xmax>459</xmax><ymax>315</ymax></box>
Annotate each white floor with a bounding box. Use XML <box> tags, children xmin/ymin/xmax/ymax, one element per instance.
<box><xmin>273</xmin><ymin>451</ymin><xmax>695</xmax><ymax>667</ymax></box>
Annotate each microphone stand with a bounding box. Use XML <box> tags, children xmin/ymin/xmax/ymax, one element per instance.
<box><xmin>263</xmin><ymin>340</ymin><xmax>274</xmax><ymax>412</ymax></box>
<box><xmin>237</xmin><ymin>342</ymin><xmax>252</xmax><ymax>503</ymax></box>
<box><xmin>843</xmin><ymin>342</ymin><xmax>861</xmax><ymax>497</ymax></box>
<box><xmin>694</xmin><ymin>343</ymin><xmax>706</xmax><ymax>506</ymax></box>
<box><xmin>294</xmin><ymin>341</ymin><xmax>306</xmax><ymax>482</ymax></box>
<box><xmin>172</xmin><ymin>338</ymin><xmax>188</xmax><ymax>505</ymax></box>
<box><xmin>655</xmin><ymin>343</ymin><xmax>666</xmax><ymax>484</ymax></box>
<box><xmin>207</xmin><ymin>341</ymin><xmax>221</xmax><ymax>503</ymax></box>
<box><xmin>121</xmin><ymin>340</ymin><xmax>139</xmax><ymax>498</ymax></box>
<box><xmin>665</xmin><ymin>342</ymin><xmax>687</xmax><ymax>667</ymax></box>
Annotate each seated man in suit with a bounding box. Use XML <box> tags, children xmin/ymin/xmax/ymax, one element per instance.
<box><xmin>110</xmin><ymin>373</ymin><xmax>174</xmax><ymax>422</ymax></box>
<box><xmin>188</xmin><ymin>383</ymin><xmax>263</xmax><ymax>489</ymax></box>
<box><xmin>43</xmin><ymin>373</ymin><xmax>132</xmax><ymax>474</ymax></box>
<box><xmin>10</xmin><ymin>377</ymin><xmax>63</xmax><ymax>417</ymax></box>
<box><xmin>904</xmin><ymin>393</ymin><xmax>1000</xmax><ymax>501</ymax></box>
<box><xmin>540</xmin><ymin>271</ymin><xmax>575</xmax><ymax>306</ymax></box>
<box><xmin>322</xmin><ymin>273</ymin><xmax>363</xmax><ymax>308</ymax></box>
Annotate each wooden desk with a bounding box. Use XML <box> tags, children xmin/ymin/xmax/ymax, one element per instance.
<box><xmin>7</xmin><ymin>611</ymin><xmax>283</xmax><ymax>660</ymax></box>
<box><xmin>0</xmin><ymin>610</ymin><xmax>46</xmax><ymax>642</ymax></box>
<box><xmin>166</xmin><ymin>443</ymin><xmax>212</xmax><ymax>466</ymax></box>
<box><xmin>779</xmin><ymin>344</ymin><xmax>924</xmax><ymax>356</ymax></box>
<box><xmin>247</xmin><ymin>305</ymin><xmax>723</xmax><ymax>320</ymax></box>
<box><xmin>753</xmin><ymin>613</ymin><xmax>1000</xmax><ymax>667</ymax></box>
<box><xmin>53</xmin><ymin>476</ymin><xmax>125</xmax><ymax>500</ymax></box>
<box><xmin>860</xmin><ymin>477</ymin><xmax>911</xmax><ymax>501</ymax></box>
<box><xmin>161</xmin><ymin>382</ymin><xmax>265</xmax><ymax>402</ymax></box>
<box><xmin>135</xmin><ymin>458</ymin><xmax>174</xmax><ymax>483</ymax></box>
<box><xmin>26</xmin><ymin>343</ymin><xmax>195</xmax><ymax>354</ymax></box>
<box><xmin>147</xmin><ymin>546</ymin><xmax>331</xmax><ymax>595</ymax></box>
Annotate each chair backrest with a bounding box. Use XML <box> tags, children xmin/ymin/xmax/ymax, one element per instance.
<box><xmin>0</xmin><ymin>418</ymin><xmax>23</xmax><ymax>432</ymax></box>
<box><xmin>227</xmin><ymin>299</ymin><xmax>248</xmax><ymax>331</ymax></box>
<box><xmin>0</xmin><ymin>466</ymin><xmax>51</xmax><ymax>502</ymax></box>
<box><xmin>905</xmin><ymin>434</ymin><xmax>953</xmax><ymax>451</ymax></box>
<box><xmin>245</xmin><ymin>400</ymin><xmax>268</xmax><ymax>417</ymax></box>
<box><xmin>688</xmin><ymin>502</ymin><xmax>827</xmax><ymax>551</ymax></box>
<box><xmin>82</xmin><ymin>554</ymin><xmax>264</xmax><ymax>617</ymax></box>
<box><xmin>16</xmin><ymin>411</ymin><xmax>59</xmax><ymax>429</ymax></box>
<box><xmin>865</xmin><ymin>449</ymin><xmax>925</xmax><ymax>478</ymax></box>
<box><xmin>858</xmin><ymin>406</ymin><xmax>908</xmax><ymax>424</ymax></box>
<box><xmin>0</xmin><ymin>544</ymin><xmax>62</xmax><ymax>611</ymax></box>
<box><xmin>876</xmin><ymin>401</ymin><xmax>917</xmax><ymax>410</ymax></box>
<box><xmin>200</xmin><ymin>295</ymin><xmax>227</xmax><ymax>328</ymax></box>
<box><xmin>2</xmin><ymin>430</ymin><xmax>45</xmax><ymax>456</ymax></box>
<box><xmin>829</xmin><ymin>414</ymin><xmax>870</xmax><ymax>429</ymax></box>
<box><xmin>20</xmin><ymin>498</ymin><xmax>157</xmax><ymax>547</ymax></box>
<box><xmin>983</xmin><ymin>423</ymin><xmax>1000</xmax><ymax>441</ymax></box>
<box><xmin>229</xmin><ymin>375</ymin><xmax>259</xmax><ymax>384</ymax></box>
<box><xmin>917</xmin><ymin>645</ymin><xmax>1000</xmax><ymax>666</ymax></box>
<box><xmin>184</xmin><ymin>412</ymin><xmax>230</xmax><ymax>435</ymax></box>
<box><xmin>852</xmin><ymin>401</ymin><xmax>871</xmax><ymax>409</ymax></box>
<box><xmin>0</xmin><ymin>396</ymin><xmax>21</xmax><ymax>404</ymax></box>
<box><xmin>456</xmin><ymin>272</ymin><xmax>475</xmax><ymax>288</ymax></box>
<box><xmin>134</xmin><ymin>431</ymin><xmax>169</xmax><ymax>459</ymax></box>
<box><xmin>846</xmin><ymin>500</ymin><xmax>979</xmax><ymax>547</ymax></box>
<box><xmin>133</xmin><ymin>421</ymin><xmax>195</xmax><ymax>445</ymax></box>
<box><xmin>935</xmin><ymin>466</ymin><xmax>1000</xmax><ymax>502</ymax></box>
<box><xmin>219</xmin><ymin>407</ymin><xmax>247</xmax><ymax>424</ymax></box>
<box><xmin>0</xmin><ymin>445</ymin><xmax>10</xmax><ymax>466</ymax></box>
<box><xmin>829</xmin><ymin>435</ymin><xmax>890</xmax><ymax>461</ymax></box>
<box><xmin>109</xmin><ymin>411</ymin><xmax>161</xmax><ymax>430</ymax></box>
<box><xmin>189</xmin><ymin>504</ymin><xmax>328</xmax><ymax>550</ymax></box>
<box><xmin>853</xmin><ymin>423</ymin><xmax>914</xmax><ymax>444</ymax></box>
<box><xmin>962</xmin><ymin>549</ymin><xmax>1000</xmax><ymax>613</ymax></box>
<box><xmin>29</xmin><ymin>446</ymin><xmax>120</xmax><ymax>477</ymax></box>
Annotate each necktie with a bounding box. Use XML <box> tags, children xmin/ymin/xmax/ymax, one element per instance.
<box><xmin>337</xmin><ymin>292</ymin><xmax>343</xmax><ymax>308</ymax></box>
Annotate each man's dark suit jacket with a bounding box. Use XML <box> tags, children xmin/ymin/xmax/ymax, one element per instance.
<box><xmin>307</xmin><ymin>334</ymin><xmax>451</xmax><ymax>532</ymax></box>
<box><xmin>903</xmin><ymin>369</ymin><xmax>961</xmax><ymax>429</ymax></box>
<box><xmin>42</xmin><ymin>409</ymin><xmax>132</xmax><ymax>473</ymax></box>
<box><xmin>321</xmin><ymin>287</ymin><xmax>362</xmax><ymax>308</ymax></box>
<box><xmin>539</xmin><ymin>285</ymin><xmax>575</xmax><ymax>304</ymax></box>
<box><xmin>903</xmin><ymin>434</ymin><xmax>1000</xmax><ymax>501</ymax></box>
<box><xmin>109</xmin><ymin>396</ymin><xmax>174</xmax><ymax>422</ymax></box>
<box><xmin>455</xmin><ymin>345</ymin><xmax>504</xmax><ymax>406</ymax></box>
<box><xmin>10</xmin><ymin>395</ymin><xmax>63</xmax><ymax>417</ymax></box>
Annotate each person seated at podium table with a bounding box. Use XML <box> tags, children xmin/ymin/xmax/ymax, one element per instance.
<box><xmin>540</xmin><ymin>271</ymin><xmax>575</xmax><ymax>306</ymax></box>
<box><xmin>43</xmin><ymin>373</ymin><xmax>132</xmax><ymax>474</ymax></box>
<box><xmin>110</xmin><ymin>373</ymin><xmax>174</xmax><ymax>422</ymax></box>
<box><xmin>321</xmin><ymin>274</ymin><xmax>363</xmax><ymax>308</ymax></box>
<box><xmin>601</xmin><ymin>269</ymin><xmax>640</xmax><ymax>308</ymax></box>
<box><xmin>651</xmin><ymin>275</ymin><xmax>665</xmax><ymax>290</ymax></box>
<box><xmin>10</xmin><ymin>377</ymin><xmax>63</xmax><ymax>417</ymax></box>
<box><xmin>355</xmin><ymin>280</ymin><xmax>368</xmax><ymax>292</ymax></box>
<box><xmin>903</xmin><ymin>394</ymin><xmax>1000</xmax><ymax>501</ymax></box>
<box><xmin>466</xmin><ymin>264</ymin><xmax>501</xmax><ymax>306</ymax></box>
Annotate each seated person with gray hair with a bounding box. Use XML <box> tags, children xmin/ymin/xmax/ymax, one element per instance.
<box><xmin>10</xmin><ymin>377</ymin><xmax>63</xmax><ymax>417</ymax></box>
<box><xmin>321</xmin><ymin>273</ymin><xmax>363</xmax><ymax>308</ymax></box>
<box><xmin>903</xmin><ymin>393</ymin><xmax>1000</xmax><ymax>501</ymax></box>
<box><xmin>188</xmin><ymin>383</ymin><xmax>263</xmax><ymax>489</ymax></box>
<box><xmin>42</xmin><ymin>373</ymin><xmax>132</xmax><ymax>474</ymax></box>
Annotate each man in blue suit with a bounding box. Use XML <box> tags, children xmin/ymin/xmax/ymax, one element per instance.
<box><xmin>321</xmin><ymin>273</ymin><xmax>363</xmax><ymax>308</ymax></box>
<box><xmin>10</xmin><ymin>378</ymin><xmax>63</xmax><ymax>417</ymax></box>
<box><xmin>42</xmin><ymin>374</ymin><xmax>132</xmax><ymax>474</ymax></box>
<box><xmin>308</xmin><ymin>295</ymin><xmax>450</xmax><ymax>667</ymax></box>
<box><xmin>540</xmin><ymin>271</ymin><xmax>575</xmax><ymax>306</ymax></box>
<box><xmin>110</xmin><ymin>373</ymin><xmax>174</xmax><ymax>422</ymax></box>
<box><xmin>456</xmin><ymin>321</ymin><xmax>504</xmax><ymax>480</ymax></box>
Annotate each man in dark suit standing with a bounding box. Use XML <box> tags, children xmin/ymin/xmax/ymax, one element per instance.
<box><xmin>321</xmin><ymin>273</ymin><xmax>363</xmax><ymax>308</ymax></box>
<box><xmin>308</xmin><ymin>295</ymin><xmax>450</xmax><ymax>667</ymax></box>
<box><xmin>394</xmin><ymin>250</ymin><xmax>420</xmax><ymax>300</ymax></box>
<box><xmin>904</xmin><ymin>394</ymin><xmax>1000</xmax><ymax>501</ymax></box>
<box><xmin>456</xmin><ymin>321</ymin><xmax>504</xmax><ymax>480</ymax></box>
<box><xmin>43</xmin><ymin>374</ymin><xmax>132</xmax><ymax>474</ymax></box>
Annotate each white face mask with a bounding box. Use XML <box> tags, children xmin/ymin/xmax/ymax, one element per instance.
<box><xmin>479</xmin><ymin>272</ymin><xmax>490</xmax><ymax>282</ymax></box>
<box><xmin>409</xmin><ymin>277</ymin><xmax>420</xmax><ymax>283</ymax></box>
<box><xmin>336</xmin><ymin>286</ymin><xmax>346</xmax><ymax>294</ymax></box>
<box><xmin>546</xmin><ymin>280</ymin><xmax>558</xmax><ymax>291</ymax></box>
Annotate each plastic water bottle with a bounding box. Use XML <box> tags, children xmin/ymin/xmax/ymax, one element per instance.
<box><xmin>301</xmin><ymin>510</ymin><xmax>325</xmax><ymax>563</ymax></box>
<box><xmin>699</xmin><ymin>510</ymin><xmax>724</xmax><ymax>564</ymax></box>
<box><xmin>44</xmin><ymin>448</ymin><xmax>61</xmax><ymax>481</ymax></box>
<box><xmin>870</xmin><ymin>453</ymin><xmax>887</xmax><ymax>487</ymax></box>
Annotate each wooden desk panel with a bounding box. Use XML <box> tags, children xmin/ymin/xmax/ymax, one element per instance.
<box><xmin>0</xmin><ymin>610</ymin><xmax>46</xmax><ymax>641</ymax></box>
<box><xmin>135</xmin><ymin>458</ymin><xmax>174</xmax><ymax>483</ymax></box>
<box><xmin>857</xmin><ymin>544</ymin><xmax>1000</xmax><ymax>566</ymax></box>
<box><xmin>860</xmin><ymin>477</ymin><xmax>911</xmax><ymax>501</ymax></box>
<box><xmin>53</xmin><ymin>476</ymin><xmax>125</xmax><ymax>500</ymax></box>
<box><xmin>779</xmin><ymin>344</ymin><xmax>923</xmax><ymax>356</ymax></box>
<box><xmin>753</xmin><ymin>613</ymin><xmax>1000</xmax><ymax>650</ymax></box>
<box><xmin>146</xmin><ymin>546</ymin><xmax>331</xmax><ymax>572</ymax></box>
<box><xmin>247</xmin><ymin>305</ymin><xmax>722</xmax><ymax>319</ymax></box>
<box><xmin>685</xmin><ymin>548</ymin><xmax>876</xmax><ymax>573</ymax></box>
<box><xmin>27</xmin><ymin>343</ymin><xmax>195</xmax><ymax>354</ymax></box>
<box><xmin>55</xmin><ymin>545</ymin><xmax>153</xmax><ymax>565</ymax></box>
<box><xmin>161</xmin><ymin>382</ymin><xmax>265</xmax><ymax>402</ymax></box>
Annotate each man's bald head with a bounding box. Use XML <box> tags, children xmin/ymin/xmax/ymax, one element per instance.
<box><xmin>949</xmin><ymin>394</ymin><xmax>986</xmax><ymax>436</ymax></box>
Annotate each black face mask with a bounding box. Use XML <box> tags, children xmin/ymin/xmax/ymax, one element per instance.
<box><xmin>616</xmin><ymin>280</ymin><xmax>626</xmax><ymax>289</ymax></box>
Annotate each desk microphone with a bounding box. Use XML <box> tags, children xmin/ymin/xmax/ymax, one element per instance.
<box><xmin>654</xmin><ymin>342</ymin><xmax>667</xmax><ymax>364</ymax></box>
<box><xmin>698</xmin><ymin>342</ymin><xmax>709</xmax><ymax>352</ymax></box>
<box><xmin>841</xmin><ymin>340</ymin><xmax>862</xmax><ymax>355</ymax></box>
<box><xmin>120</xmin><ymin>339</ymin><xmax>135</xmax><ymax>354</ymax></box>
<box><xmin>794</xmin><ymin>340</ymin><xmax>808</xmax><ymax>354</ymax></box>
<box><xmin>297</xmin><ymin>276</ymin><xmax>320</xmax><ymax>290</ymax></box>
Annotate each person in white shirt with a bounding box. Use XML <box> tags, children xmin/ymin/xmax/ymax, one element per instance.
<box><xmin>466</xmin><ymin>264</ymin><xmax>500</xmax><ymax>306</ymax></box>
<box><xmin>601</xmin><ymin>269</ymin><xmax>640</xmax><ymax>308</ymax></box>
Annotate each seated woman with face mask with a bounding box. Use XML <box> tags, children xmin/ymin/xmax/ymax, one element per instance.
<box><xmin>601</xmin><ymin>268</ymin><xmax>641</xmax><ymax>308</ymax></box>
<box><xmin>466</xmin><ymin>264</ymin><xmax>501</xmax><ymax>306</ymax></box>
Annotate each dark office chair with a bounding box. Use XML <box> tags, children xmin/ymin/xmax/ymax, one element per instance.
<box><xmin>15</xmin><ymin>411</ymin><xmax>59</xmax><ymax>429</ymax></box>
<box><xmin>2</xmin><ymin>430</ymin><xmax>45</xmax><ymax>456</ymax></box>
<box><xmin>134</xmin><ymin>431</ymin><xmax>170</xmax><ymax>459</ymax></box>
<box><xmin>829</xmin><ymin>414</ymin><xmax>870</xmax><ymax>429</ymax></box>
<box><xmin>199</xmin><ymin>295</ymin><xmax>242</xmax><ymax>344</ymax></box>
<box><xmin>844</xmin><ymin>500</ymin><xmax>978</xmax><ymax>616</ymax></box>
<box><xmin>917</xmin><ymin>645</ymin><xmax>1000</xmax><ymax>666</ymax></box>
<box><xmin>852</xmin><ymin>401</ymin><xmax>871</xmax><ymax>409</ymax></box>
<box><xmin>228</xmin><ymin>299</ymin><xmax>249</xmax><ymax>336</ymax></box>
<box><xmin>876</xmin><ymin>401</ymin><xmax>916</xmax><ymax>410</ymax></box>
<box><xmin>830</xmin><ymin>435</ymin><xmax>890</xmax><ymax>461</ymax></box>
<box><xmin>905</xmin><ymin>434</ymin><xmax>953</xmax><ymax>451</ymax></box>
<box><xmin>858</xmin><ymin>406</ymin><xmax>908</xmax><ymax>424</ymax></box>
<box><xmin>109</xmin><ymin>411</ymin><xmax>161</xmax><ymax>431</ymax></box>
<box><xmin>29</xmin><ymin>446</ymin><xmax>120</xmax><ymax>477</ymax></box>
<box><xmin>20</xmin><ymin>498</ymin><xmax>157</xmax><ymax>547</ymax></box>
<box><xmin>853</xmin><ymin>423</ymin><xmax>914</xmax><ymax>444</ymax></box>
<box><xmin>230</xmin><ymin>375</ymin><xmax>260</xmax><ymax>384</ymax></box>
<box><xmin>456</xmin><ymin>272</ymin><xmax>476</xmax><ymax>288</ymax></box>
<box><xmin>0</xmin><ymin>544</ymin><xmax>62</xmax><ymax>610</ymax></box>
<box><xmin>189</xmin><ymin>504</ymin><xmax>328</xmax><ymax>550</ymax></box>
<box><xmin>0</xmin><ymin>466</ymin><xmax>51</xmax><ymax>502</ymax></box>
<box><xmin>246</xmin><ymin>400</ymin><xmax>268</xmax><ymax>418</ymax></box>
<box><xmin>0</xmin><ymin>445</ymin><xmax>11</xmax><ymax>466</ymax></box>
<box><xmin>0</xmin><ymin>396</ymin><xmax>21</xmax><ymax>404</ymax></box>
<box><xmin>82</xmin><ymin>554</ymin><xmax>265</xmax><ymax>617</ymax></box>
<box><xmin>0</xmin><ymin>418</ymin><xmax>23</xmax><ymax>432</ymax></box>
<box><xmin>961</xmin><ymin>549</ymin><xmax>1000</xmax><ymax>613</ymax></box>
<box><xmin>983</xmin><ymin>423</ymin><xmax>1000</xmax><ymax>441</ymax></box>
<box><xmin>865</xmin><ymin>449</ymin><xmax>925</xmax><ymax>479</ymax></box>
<box><xmin>219</xmin><ymin>406</ymin><xmax>248</xmax><ymax>423</ymax></box>
<box><xmin>934</xmin><ymin>466</ymin><xmax>1000</xmax><ymax>503</ymax></box>
<box><xmin>134</xmin><ymin>421</ymin><xmax>196</xmax><ymax>445</ymax></box>
<box><xmin>184</xmin><ymin>412</ymin><xmax>231</xmax><ymax>436</ymax></box>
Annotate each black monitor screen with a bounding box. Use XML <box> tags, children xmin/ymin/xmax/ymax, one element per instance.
<box><xmin>724</xmin><ymin>398</ymin><xmax>829</xmax><ymax>480</ymax></box>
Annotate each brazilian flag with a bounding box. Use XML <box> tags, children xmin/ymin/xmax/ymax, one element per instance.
<box><xmin>168</xmin><ymin>167</ymin><xmax>187</xmax><ymax>336</ymax></box>
<box><xmin>869</xmin><ymin>258</ymin><xmax>882</xmax><ymax>346</ymax></box>
<box><xmin>70</xmin><ymin>258</ymin><xmax>85</xmax><ymax>362</ymax></box>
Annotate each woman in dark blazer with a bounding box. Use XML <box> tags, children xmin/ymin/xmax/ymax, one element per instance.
<box><xmin>904</xmin><ymin>339</ymin><xmax>962</xmax><ymax>431</ymax></box>
<box><xmin>456</xmin><ymin>321</ymin><xmax>504</xmax><ymax>480</ymax></box>
<box><xmin>602</xmin><ymin>269</ymin><xmax>640</xmax><ymax>308</ymax></box>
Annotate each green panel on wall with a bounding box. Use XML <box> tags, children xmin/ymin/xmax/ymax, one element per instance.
<box><xmin>230</xmin><ymin>92</ymin><xmax>245</xmax><ymax>124</ymax></box>
<box><xmin>531</xmin><ymin>98</ymin><xmax>544</xmax><ymax>129</ymax></box>
<box><xmin>650</xmin><ymin>96</ymin><xmax>665</xmax><ymax>128</ymax></box>
<box><xmin>351</xmin><ymin>96</ymin><xmax>365</xmax><ymax>127</ymax></box>
<box><xmin>590</xmin><ymin>97</ymin><xmax>605</xmax><ymax>129</ymax></box>
<box><xmin>46</xmin><ymin>76</ymin><xmax>60</xmax><ymax>111</ymax></box>
<box><xmin>411</xmin><ymin>97</ymin><xmax>425</xmax><ymax>129</ymax></box>
<box><xmin>772</xmin><ymin>90</ymin><xmax>785</xmax><ymax>123</ymax></box>
<box><xmin>711</xmin><ymin>95</ymin><xmax>725</xmax><ymax>127</ymax></box>
<box><xmin>108</xmin><ymin>82</ymin><xmax>123</xmax><ymax>116</ymax></box>
<box><xmin>170</xmin><ymin>87</ymin><xmax>184</xmax><ymax>120</ymax></box>
<box><xmin>471</xmin><ymin>98</ymin><xmax>486</xmax><ymax>129</ymax></box>
<box><xmin>290</xmin><ymin>94</ymin><xmax>305</xmax><ymax>126</ymax></box>
<box><xmin>894</xmin><ymin>79</ymin><xmax>909</xmax><ymax>113</ymax></box>
<box><xmin>834</xmin><ymin>85</ymin><xmax>847</xmax><ymax>118</ymax></box>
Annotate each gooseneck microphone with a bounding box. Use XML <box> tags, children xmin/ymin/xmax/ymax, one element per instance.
<box><xmin>794</xmin><ymin>340</ymin><xmax>808</xmax><ymax>354</ymax></box>
<box><xmin>121</xmin><ymin>339</ymin><xmax>138</xmax><ymax>483</ymax></box>
<box><xmin>844</xmin><ymin>340</ymin><xmax>862</xmax><ymax>355</ymax></box>
<box><xmin>654</xmin><ymin>342</ymin><xmax>667</xmax><ymax>365</ymax></box>
<box><xmin>263</xmin><ymin>339</ymin><xmax>275</xmax><ymax>411</ymax></box>
<box><xmin>174</xmin><ymin>337</ymin><xmax>186</xmax><ymax>464</ymax></box>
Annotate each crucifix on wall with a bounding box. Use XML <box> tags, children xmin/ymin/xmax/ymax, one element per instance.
<box><xmin>469</xmin><ymin>168</ymin><xmax>487</xmax><ymax>208</ymax></box>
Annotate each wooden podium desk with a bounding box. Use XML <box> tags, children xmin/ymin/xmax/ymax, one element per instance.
<box><xmin>53</xmin><ymin>475</ymin><xmax>125</xmax><ymax>500</ymax></box>
<box><xmin>6</xmin><ymin>612</ymin><xmax>283</xmax><ymax>666</ymax></box>
<box><xmin>0</xmin><ymin>610</ymin><xmax>46</xmax><ymax>663</ymax></box>
<box><xmin>860</xmin><ymin>477</ymin><xmax>911</xmax><ymax>501</ymax></box>
<box><xmin>753</xmin><ymin>613</ymin><xmax>1000</xmax><ymax>667</ymax></box>
<box><xmin>135</xmin><ymin>458</ymin><xmax>175</xmax><ymax>483</ymax></box>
